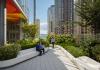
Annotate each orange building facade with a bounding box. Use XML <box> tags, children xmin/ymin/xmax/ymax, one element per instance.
<box><xmin>0</xmin><ymin>0</ymin><xmax>28</xmax><ymax>45</ymax></box>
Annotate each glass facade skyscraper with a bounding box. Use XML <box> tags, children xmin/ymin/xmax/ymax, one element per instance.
<box><xmin>17</xmin><ymin>0</ymin><xmax>29</xmax><ymax>20</ymax></box>
<box><xmin>48</xmin><ymin>5</ymin><xmax>55</xmax><ymax>34</ymax></box>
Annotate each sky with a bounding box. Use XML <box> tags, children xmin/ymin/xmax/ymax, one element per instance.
<box><xmin>28</xmin><ymin>0</ymin><xmax>54</xmax><ymax>34</ymax></box>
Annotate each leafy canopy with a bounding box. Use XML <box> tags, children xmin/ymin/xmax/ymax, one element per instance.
<box><xmin>76</xmin><ymin>0</ymin><xmax>100</xmax><ymax>26</ymax></box>
<box><xmin>22</xmin><ymin>23</ymin><xmax>38</xmax><ymax>38</ymax></box>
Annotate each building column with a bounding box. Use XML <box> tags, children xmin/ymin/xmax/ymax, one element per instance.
<box><xmin>0</xmin><ymin>0</ymin><xmax>6</xmax><ymax>45</ymax></box>
<box><xmin>20</xmin><ymin>20</ymin><xmax>24</xmax><ymax>40</ymax></box>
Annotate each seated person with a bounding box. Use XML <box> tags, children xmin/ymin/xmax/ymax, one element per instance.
<box><xmin>36</xmin><ymin>42</ymin><xmax>45</xmax><ymax>55</ymax></box>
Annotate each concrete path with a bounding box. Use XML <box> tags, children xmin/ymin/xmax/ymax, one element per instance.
<box><xmin>1</xmin><ymin>47</ymin><xmax>79</xmax><ymax>70</ymax></box>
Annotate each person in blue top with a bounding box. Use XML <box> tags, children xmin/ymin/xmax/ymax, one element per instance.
<box><xmin>36</xmin><ymin>42</ymin><xmax>45</xmax><ymax>56</ymax></box>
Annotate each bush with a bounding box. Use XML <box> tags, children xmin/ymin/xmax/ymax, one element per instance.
<box><xmin>92</xmin><ymin>44</ymin><xmax>100</xmax><ymax>62</ymax></box>
<box><xmin>47</xmin><ymin>34</ymin><xmax>76</xmax><ymax>46</ymax></box>
<box><xmin>17</xmin><ymin>39</ymin><xmax>37</xmax><ymax>50</ymax></box>
<box><xmin>61</xmin><ymin>44</ymin><xmax>87</xmax><ymax>57</ymax></box>
<box><xmin>79</xmin><ymin>37</ymin><xmax>96</xmax><ymax>48</ymax></box>
<box><xmin>79</xmin><ymin>37</ymin><xmax>100</xmax><ymax>58</ymax></box>
<box><xmin>47</xmin><ymin>34</ymin><xmax>52</xmax><ymax>43</ymax></box>
<box><xmin>0</xmin><ymin>44</ymin><xmax>21</xmax><ymax>61</ymax></box>
<box><xmin>39</xmin><ymin>39</ymin><xmax>49</xmax><ymax>47</ymax></box>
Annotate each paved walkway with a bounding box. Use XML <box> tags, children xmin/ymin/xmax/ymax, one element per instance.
<box><xmin>1</xmin><ymin>47</ymin><xmax>79</xmax><ymax>70</ymax></box>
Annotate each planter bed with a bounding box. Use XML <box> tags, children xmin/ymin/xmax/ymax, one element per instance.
<box><xmin>0</xmin><ymin>48</ymin><xmax>49</xmax><ymax>68</ymax></box>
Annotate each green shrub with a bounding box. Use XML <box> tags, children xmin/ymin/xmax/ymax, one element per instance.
<box><xmin>79</xmin><ymin>37</ymin><xmax>96</xmax><ymax>48</ymax></box>
<box><xmin>17</xmin><ymin>39</ymin><xmax>37</xmax><ymax>50</ymax></box>
<box><xmin>79</xmin><ymin>37</ymin><xmax>100</xmax><ymax>58</ymax></box>
<box><xmin>39</xmin><ymin>39</ymin><xmax>49</xmax><ymax>47</ymax></box>
<box><xmin>92</xmin><ymin>44</ymin><xmax>100</xmax><ymax>62</ymax></box>
<box><xmin>61</xmin><ymin>44</ymin><xmax>87</xmax><ymax>57</ymax></box>
<box><xmin>0</xmin><ymin>44</ymin><xmax>21</xmax><ymax>61</ymax></box>
<box><xmin>47</xmin><ymin>34</ymin><xmax>76</xmax><ymax>46</ymax></box>
<box><xmin>47</xmin><ymin>34</ymin><xmax>52</xmax><ymax>43</ymax></box>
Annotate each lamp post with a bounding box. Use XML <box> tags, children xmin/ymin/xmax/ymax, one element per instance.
<box><xmin>34</xmin><ymin>0</ymin><xmax>36</xmax><ymax>24</ymax></box>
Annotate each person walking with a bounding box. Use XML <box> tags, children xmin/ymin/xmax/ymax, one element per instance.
<box><xmin>51</xmin><ymin>37</ymin><xmax>55</xmax><ymax>48</ymax></box>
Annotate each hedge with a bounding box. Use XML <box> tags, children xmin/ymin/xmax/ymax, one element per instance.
<box><xmin>0</xmin><ymin>44</ymin><xmax>21</xmax><ymax>61</ymax></box>
<box><xmin>17</xmin><ymin>39</ymin><xmax>37</xmax><ymax>50</ymax></box>
<box><xmin>60</xmin><ymin>44</ymin><xmax>87</xmax><ymax>57</ymax></box>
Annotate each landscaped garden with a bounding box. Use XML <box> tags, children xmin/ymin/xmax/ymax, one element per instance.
<box><xmin>0</xmin><ymin>23</ymin><xmax>100</xmax><ymax>63</ymax></box>
<box><xmin>0</xmin><ymin>23</ymin><xmax>49</xmax><ymax>61</ymax></box>
<box><xmin>47</xmin><ymin>34</ymin><xmax>100</xmax><ymax>62</ymax></box>
<box><xmin>0</xmin><ymin>33</ymin><xmax>100</xmax><ymax>63</ymax></box>
<box><xmin>1</xmin><ymin>0</ymin><xmax>100</xmax><ymax>62</ymax></box>
<box><xmin>0</xmin><ymin>38</ymin><xmax>49</xmax><ymax>61</ymax></box>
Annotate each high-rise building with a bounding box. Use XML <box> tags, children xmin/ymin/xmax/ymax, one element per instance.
<box><xmin>0</xmin><ymin>0</ymin><xmax>28</xmax><ymax>45</ymax></box>
<box><xmin>48</xmin><ymin>5</ymin><xmax>55</xmax><ymax>34</ymax></box>
<box><xmin>17</xmin><ymin>0</ymin><xmax>29</xmax><ymax>21</ymax></box>
<box><xmin>55</xmin><ymin>0</ymin><xmax>74</xmax><ymax>34</ymax></box>
<box><xmin>35</xmin><ymin>19</ymin><xmax>40</xmax><ymax>36</ymax></box>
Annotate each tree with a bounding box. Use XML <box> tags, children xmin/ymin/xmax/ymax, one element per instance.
<box><xmin>75</xmin><ymin>0</ymin><xmax>100</xmax><ymax>60</ymax></box>
<box><xmin>76</xmin><ymin>0</ymin><xmax>100</xmax><ymax>33</ymax></box>
<box><xmin>22</xmin><ymin>23</ymin><xmax>38</xmax><ymax>39</ymax></box>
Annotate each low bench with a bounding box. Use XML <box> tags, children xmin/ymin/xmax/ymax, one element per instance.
<box><xmin>0</xmin><ymin>48</ymin><xmax>49</xmax><ymax>68</ymax></box>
